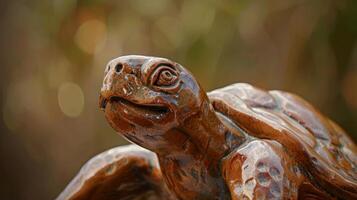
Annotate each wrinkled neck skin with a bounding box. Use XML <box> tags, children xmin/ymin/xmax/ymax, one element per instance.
<box><xmin>151</xmin><ymin>101</ymin><xmax>246</xmax><ymax>200</ymax></box>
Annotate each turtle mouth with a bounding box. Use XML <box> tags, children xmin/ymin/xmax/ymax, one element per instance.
<box><xmin>100</xmin><ymin>96</ymin><xmax>170</xmax><ymax>116</ymax></box>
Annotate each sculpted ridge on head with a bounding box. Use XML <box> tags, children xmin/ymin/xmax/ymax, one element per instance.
<box><xmin>99</xmin><ymin>55</ymin><xmax>208</xmax><ymax>150</ymax></box>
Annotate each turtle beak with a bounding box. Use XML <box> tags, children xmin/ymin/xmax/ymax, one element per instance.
<box><xmin>99</xmin><ymin>94</ymin><xmax>108</xmax><ymax>111</ymax></box>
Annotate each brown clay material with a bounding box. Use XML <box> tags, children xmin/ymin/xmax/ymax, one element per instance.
<box><xmin>58</xmin><ymin>55</ymin><xmax>357</xmax><ymax>200</ymax></box>
<box><xmin>57</xmin><ymin>145</ymin><xmax>175</xmax><ymax>200</ymax></box>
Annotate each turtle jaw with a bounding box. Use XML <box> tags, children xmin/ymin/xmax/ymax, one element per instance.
<box><xmin>107</xmin><ymin>96</ymin><xmax>170</xmax><ymax>116</ymax></box>
<box><xmin>99</xmin><ymin>92</ymin><xmax>179</xmax><ymax>151</ymax></box>
<box><xmin>99</xmin><ymin>94</ymin><xmax>172</xmax><ymax>124</ymax></box>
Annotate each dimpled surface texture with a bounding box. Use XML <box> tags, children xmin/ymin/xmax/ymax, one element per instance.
<box><xmin>209</xmin><ymin>83</ymin><xmax>357</xmax><ymax>199</ymax></box>
<box><xmin>59</xmin><ymin>55</ymin><xmax>357</xmax><ymax>200</ymax></box>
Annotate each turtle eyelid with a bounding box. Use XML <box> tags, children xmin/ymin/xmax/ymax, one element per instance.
<box><xmin>151</xmin><ymin>63</ymin><xmax>176</xmax><ymax>73</ymax></box>
<box><xmin>141</xmin><ymin>61</ymin><xmax>181</xmax><ymax>93</ymax></box>
<box><xmin>141</xmin><ymin>60</ymin><xmax>178</xmax><ymax>85</ymax></box>
<box><xmin>150</xmin><ymin>65</ymin><xmax>178</xmax><ymax>86</ymax></box>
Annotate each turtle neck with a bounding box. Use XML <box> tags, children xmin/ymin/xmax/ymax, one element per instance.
<box><xmin>154</xmin><ymin>100</ymin><xmax>246</xmax><ymax>200</ymax></box>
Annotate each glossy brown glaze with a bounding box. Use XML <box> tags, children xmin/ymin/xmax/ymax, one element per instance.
<box><xmin>98</xmin><ymin>55</ymin><xmax>233</xmax><ymax>200</ymax></box>
<box><xmin>57</xmin><ymin>145</ymin><xmax>175</xmax><ymax>200</ymax></box>
<box><xmin>209</xmin><ymin>83</ymin><xmax>357</xmax><ymax>199</ymax></box>
<box><xmin>221</xmin><ymin>140</ymin><xmax>335</xmax><ymax>200</ymax></box>
<box><xmin>59</xmin><ymin>55</ymin><xmax>357</xmax><ymax>200</ymax></box>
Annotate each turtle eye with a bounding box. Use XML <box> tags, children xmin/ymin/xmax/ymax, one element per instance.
<box><xmin>150</xmin><ymin>65</ymin><xmax>179</xmax><ymax>87</ymax></box>
<box><xmin>155</xmin><ymin>69</ymin><xmax>178</xmax><ymax>86</ymax></box>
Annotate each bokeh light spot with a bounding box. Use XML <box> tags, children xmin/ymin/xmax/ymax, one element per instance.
<box><xmin>74</xmin><ymin>19</ymin><xmax>107</xmax><ymax>54</ymax></box>
<box><xmin>58</xmin><ymin>82</ymin><xmax>85</xmax><ymax>117</ymax></box>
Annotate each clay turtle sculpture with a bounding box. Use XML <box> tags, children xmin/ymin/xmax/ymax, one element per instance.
<box><xmin>58</xmin><ymin>55</ymin><xmax>357</xmax><ymax>200</ymax></box>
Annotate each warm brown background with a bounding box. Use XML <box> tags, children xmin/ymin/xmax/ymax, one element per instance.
<box><xmin>0</xmin><ymin>0</ymin><xmax>356</xmax><ymax>199</ymax></box>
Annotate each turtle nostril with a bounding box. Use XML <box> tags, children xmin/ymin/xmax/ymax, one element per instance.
<box><xmin>115</xmin><ymin>63</ymin><xmax>123</xmax><ymax>73</ymax></box>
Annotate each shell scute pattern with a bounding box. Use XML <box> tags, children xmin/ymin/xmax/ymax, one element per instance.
<box><xmin>222</xmin><ymin>140</ymin><xmax>301</xmax><ymax>200</ymax></box>
<box><xmin>209</xmin><ymin>83</ymin><xmax>357</xmax><ymax>198</ymax></box>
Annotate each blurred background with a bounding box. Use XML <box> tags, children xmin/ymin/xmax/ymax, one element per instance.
<box><xmin>0</xmin><ymin>0</ymin><xmax>356</xmax><ymax>199</ymax></box>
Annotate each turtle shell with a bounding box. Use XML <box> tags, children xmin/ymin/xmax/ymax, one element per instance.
<box><xmin>208</xmin><ymin>83</ymin><xmax>357</xmax><ymax>199</ymax></box>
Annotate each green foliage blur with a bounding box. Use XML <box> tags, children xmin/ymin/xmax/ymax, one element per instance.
<box><xmin>0</xmin><ymin>0</ymin><xmax>356</xmax><ymax>199</ymax></box>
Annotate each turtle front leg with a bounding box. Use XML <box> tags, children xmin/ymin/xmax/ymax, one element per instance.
<box><xmin>221</xmin><ymin>140</ymin><xmax>334</xmax><ymax>200</ymax></box>
<box><xmin>57</xmin><ymin>145</ymin><xmax>175</xmax><ymax>200</ymax></box>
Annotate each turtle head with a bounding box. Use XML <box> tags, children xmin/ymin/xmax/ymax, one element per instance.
<box><xmin>99</xmin><ymin>55</ymin><xmax>208</xmax><ymax>150</ymax></box>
